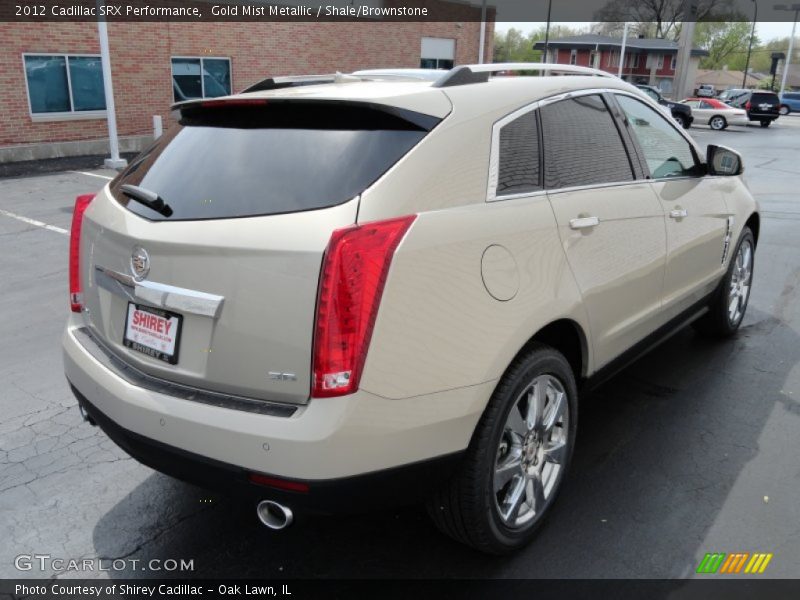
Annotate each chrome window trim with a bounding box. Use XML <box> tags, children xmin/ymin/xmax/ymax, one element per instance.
<box><xmin>94</xmin><ymin>266</ymin><xmax>225</xmax><ymax>318</ymax></box>
<box><xmin>486</xmin><ymin>86</ymin><xmax>705</xmax><ymax>203</ymax></box>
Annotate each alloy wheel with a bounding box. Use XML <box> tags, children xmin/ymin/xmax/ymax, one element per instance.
<box><xmin>710</xmin><ymin>116</ymin><xmax>725</xmax><ymax>130</ymax></box>
<box><xmin>728</xmin><ymin>239</ymin><xmax>753</xmax><ymax>326</ymax></box>
<box><xmin>494</xmin><ymin>374</ymin><xmax>569</xmax><ymax>529</ymax></box>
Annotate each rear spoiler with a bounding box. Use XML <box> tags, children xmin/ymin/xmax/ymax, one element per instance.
<box><xmin>170</xmin><ymin>97</ymin><xmax>442</xmax><ymax>132</ymax></box>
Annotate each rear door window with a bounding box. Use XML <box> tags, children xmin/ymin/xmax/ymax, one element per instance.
<box><xmin>111</xmin><ymin>102</ymin><xmax>438</xmax><ymax>221</ymax></box>
<box><xmin>540</xmin><ymin>94</ymin><xmax>634</xmax><ymax>190</ymax></box>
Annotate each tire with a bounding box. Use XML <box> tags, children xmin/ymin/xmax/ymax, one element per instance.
<box><xmin>427</xmin><ymin>344</ymin><xmax>578</xmax><ymax>554</ymax></box>
<box><xmin>673</xmin><ymin>115</ymin><xmax>686</xmax><ymax>128</ymax></box>
<box><xmin>709</xmin><ymin>115</ymin><xmax>727</xmax><ymax>130</ymax></box>
<box><xmin>693</xmin><ymin>227</ymin><xmax>755</xmax><ymax>338</ymax></box>
<box><xmin>779</xmin><ymin>105</ymin><xmax>790</xmax><ymax>116</ymax></box>
<box><xmin>760</xmin><ymin>119</ymin><xmax>771</xmax><ymax>128</ymax></box>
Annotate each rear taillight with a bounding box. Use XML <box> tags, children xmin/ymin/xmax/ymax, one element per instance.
<box><xmin>69</xmin><ymin>194</ymin><xmax>95</xmax><ymax>312</ymax></box>
<box><xmin>745</xmin><ymin>101</ymin><xmax>751</xmax><ymax>110</ymax></box>
<box><xmin>312</xmin><ymin>215</ymin><xmax>416</xmax><ymax>398</ymax></box>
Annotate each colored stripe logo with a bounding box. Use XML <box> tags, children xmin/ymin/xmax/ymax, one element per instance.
<box><xmin>697</xmin><ymin>552</ymin><xmax>773</xmax><ymax>574</ymax></box>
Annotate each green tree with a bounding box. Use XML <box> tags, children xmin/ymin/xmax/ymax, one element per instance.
<box><xmin>695</xmin><ymin>22</ymin><xmax>757</xmax><ymax>69</ymax></box>
<box><xmin>493</xmin><ymin>25</ymin><xmax>587</xmax><ymax>63</ymax></box>
<box><xmin>594</xmin><ymin>0</ymin><xmax>734</xmax><ymax>40</ymax></box>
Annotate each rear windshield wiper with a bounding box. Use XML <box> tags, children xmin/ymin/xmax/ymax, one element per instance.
<box><xmin>120</xmin><ymin>184</ymin><xmax>173</xmax><ymax>217</ymax></box>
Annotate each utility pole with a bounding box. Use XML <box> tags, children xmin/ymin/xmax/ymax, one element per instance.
<box><xmin>672</xmin><ymin>0</ymin><xmax>697</xmax><ymax>100</ymax></box>
<box><xmin>775</xmin><ymin>4</ymin><xmax>800</xmax><ymax>97</ymax></box>
<box><xmin>478</xmin><ymin>0</ymin><xmax>487</xmax><ymax>64</ymax></box>
<box><xmin>97</xmin><ymin>0</ymin><xmax>126</xmax><ymax>169</ymax></box>
<box><xmin>619</xmin><ymin>22</ymin><xmax>629</xmax><ymax>77</ymax></box>
<box><xmin>543</xmin><ymin>0</ymin><xmax>553</xmax><ymax>62</ymax></box>
<box><xmin>742</xmin><ymin>0</ymin><xmax>758</xmax><ymax>88</ymax></box>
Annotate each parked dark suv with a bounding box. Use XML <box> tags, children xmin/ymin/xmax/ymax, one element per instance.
<box><xmin>636</xmin><ymin>85</ymin><xmax>693</xmax><ymax>129</ymax></box>
<box><xmin>725</xmin><ymin>90</ymin><xmax>781</xmax><ymax>127</ymax></box>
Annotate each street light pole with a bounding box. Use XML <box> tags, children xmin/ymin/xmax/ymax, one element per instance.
<box><xmin>742</xmin><ymin>0</ymin><xmax>758</xmax><ymax>88</ymax></box>
<box><xmin>478</xmin><ymin>0</ymin><xmax>487</xmax><ymax>64</ymax></box>
<box><xmin>775</xmin><ymin>3</ymin><xmax>800</xmax><ymax>97</ymax></box>
<box><xmin>96</xmin><ymin>0</ymin><xmax>126</xmax><ymax>169</ymax></box>
<box><xmin>619</xmin><ymin>22</ymin><xmax>629</xmax><ymax>78</ymax></box>
<box><xmin>543</xmin><ymin>0</ymin><xmax>552</xmax><ymax>62</ymax></box>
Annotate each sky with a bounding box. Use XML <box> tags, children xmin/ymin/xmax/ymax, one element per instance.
<box><xmin>496</xmin><ymin>22</ymin><xmax>796</xmax><ymax>42</ymax></box>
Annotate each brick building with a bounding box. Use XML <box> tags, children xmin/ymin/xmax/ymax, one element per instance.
<box><xmin>0</xmin><ymin>19</ymin><xmax>493</xmax><ymax>162</ymax></box>
<box><xmin>534</xmin><ymin>34</ymin><xmax>707</xmax><ymax>97</ymax></box>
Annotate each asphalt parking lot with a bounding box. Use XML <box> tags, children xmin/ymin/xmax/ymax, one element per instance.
<box><xmin>1</xmin><ymin>116</ymin><xmax>799</xmax><ymax>580</ymax></box>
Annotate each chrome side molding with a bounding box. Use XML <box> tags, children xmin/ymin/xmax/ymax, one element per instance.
<box><xmin>94</xmin><ymin>266</ymin><xmax>225</xmax><ymax>318</ymax></box>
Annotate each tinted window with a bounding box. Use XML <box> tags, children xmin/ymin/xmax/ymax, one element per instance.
<box><xmin>540</xmin><ymin>94</ymin><xmax>634</xmax><ymax>189</ymax></box>
<box><xmin>616</xmin><ymin>95</ymin><xmax>699</xmax><ymax>179</ymax></box>
<box><xmin>751</xmin><ymin>93</ymin><xmax>779</xmax><ymax>105</ymax></box>
<box><xmin>496</xmin><ymin>109</ymin><xmax>541</xmax><ymax>196</ymax></box>
<box><xmin>111</xmin><ymin>102</ymin><xmax>435</xmax><ymax>221</ymax></box>
<box><xmin>171</xmin><ymin>57</ymin><xmax>231</xmax><ymax>102</ymax></box>
<box><xmin>24</xmin><ymin>55</ymin><xmax>106</xmax><ymax>114</ymax></box>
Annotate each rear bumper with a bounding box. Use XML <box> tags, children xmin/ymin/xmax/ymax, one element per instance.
<box><xmin>747</xmin><ymin>112</ymin><xmax>778</xmax><ymax>121</ymax></box>
<box><xmin>72</xmin><ymin>388</ymin><xmax>463</xmax><ymax>514</ymax></box>
<box><xmin>63</xmin><ymin>317</ymin><xmax>490</xmax><ymax>486</ymax></box>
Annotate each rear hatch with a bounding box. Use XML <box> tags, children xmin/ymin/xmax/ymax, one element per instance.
<box><xmin>747</xmin><ymin>92</ymin><xmax>780</xmax><ymax>117</ymax></box>
<box><xmin>80</xmin><ymin>99</ymin><xmax>438</xmax><ymax>405</ymax></box>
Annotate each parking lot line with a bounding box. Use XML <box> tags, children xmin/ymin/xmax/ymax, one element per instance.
<box><xmin>68</xmin><ymin>170</ymin><xmax>114</xmax><ymax>180</ymax></box>
<box><xmin>0</xmin><ymin>208</ymin><xmax>69</xmax><ymax>235</ymax></box>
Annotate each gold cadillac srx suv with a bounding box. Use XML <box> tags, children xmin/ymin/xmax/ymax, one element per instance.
<box><xmin>63</xmin><ymin>64</ymin><xmax>759</xmax><ymax>554</ymax></box>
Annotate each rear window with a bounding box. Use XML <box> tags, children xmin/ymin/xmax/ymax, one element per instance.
<box><xmin>110</xmin><ymin>101</ymin><xmax>438</xmax><ymax>221</ymax></box>
<box><xmin>751</xmin><ymin>93</ymin><xmax>778</xmax><ymax>104</ymax></box>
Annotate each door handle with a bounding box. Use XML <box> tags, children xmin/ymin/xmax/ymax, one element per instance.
<box><xmin>569</xmin><ymin>216</ymin><xmax>600</xmax><ymax>230</ymax></box>
<box><xmin>670</xmin><ymin>208</ymin><xmax>688</xmax><ymax>219</ymax></box>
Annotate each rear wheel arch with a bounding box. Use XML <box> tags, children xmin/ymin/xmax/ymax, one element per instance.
<box><xmin>511</xmin><ymin>319</ymin><xmax>588</xmax><ymax>382</ymax></box>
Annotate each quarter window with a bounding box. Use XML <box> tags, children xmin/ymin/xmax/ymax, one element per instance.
<box><xmin>23</xmin><ymin>54</ymin><xmax>106</xmax><ymax>115</ymax></box>
<box><xmin>615</xmin><ymin>94</ymin><xmax>699</xmax><ymax>179</ymax></box>
<box><xmin>539</xmin><ymin>94</ymin><xmax>634</xmax><ymax>189</ymax></box>
<box><xmin>171</xmin><ymin>57</ymin><xmax>231</xmax><ymax>102</ymax></box>
<box><xmin>496</xmin><ymin>109</ymin><xmax>541</xmax><ymax>196</ymax></box>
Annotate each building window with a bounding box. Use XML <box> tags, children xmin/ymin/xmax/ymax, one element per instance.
<box><xmin>670</xmin><ymin>55</ymin><xmax>677</xmax><ymax>70</ymax></box>
<box><xmin>607</xmin><ymin>51</ymin><xmax>621</xmax><ymax>67</ymax></box>
<box><xmin>657</xmin><ymin>54</ymin><xmax>665</xmax><ymax>69</ymax></box>
<box><xmin>420</xmin><ymin>37</ymin><xmax>455</xmax><ymax>70</ymax></box>
<box><xmin>23</xmin><ymin>54</ymin><xmax>106</xmax><ymax>115</ymax></box>
<box><xmin>589</xmin><ymin>51</ymin><xmax>599</xmax><ymax>68</ymax></box>
<box><xmin>570</xmin><ymin>49</ymin><xmax>578</xmax><ymax>65</ymax></box>
<box><xmin>629</xmin><ymin>54</ymin><xmax>639</xmax><ymax>68</ymax></box>
<box><xmin>171</xmin><ymin>57</ymin><xmax>231</xmax><ymax>102</ymax></box>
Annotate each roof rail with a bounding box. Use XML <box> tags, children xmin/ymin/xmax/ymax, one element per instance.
<box><xmin>241</xmin><ymin>72</ymin><xmax>359</xmax><ymax>94</ymax></box>
<box><xmin>433</xmin><ymin>63</ymin><xmax>617</xmax><ymax>88</ymax></box>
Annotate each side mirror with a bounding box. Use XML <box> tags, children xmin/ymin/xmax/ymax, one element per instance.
<box><xmin>707</xmin><ymin>144</ymin><xmax>743</xmax><ymax>176</ymax></box>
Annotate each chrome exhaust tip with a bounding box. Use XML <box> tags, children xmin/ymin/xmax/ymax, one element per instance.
<box><xmin>256</xmin><ymin>500</ymin><xmax>294</xmax><ymax>530</ymax></box>
<box><xmin>78</xmin><ymin>403</ymin><xmax>96</xmax><ymax>426</ymax></box>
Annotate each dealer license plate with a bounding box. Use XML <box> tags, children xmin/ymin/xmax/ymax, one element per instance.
<box><xmin>123</xmin><ymin>303</ymin><xmax>182</xmax><ymax>364</ymax></box>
